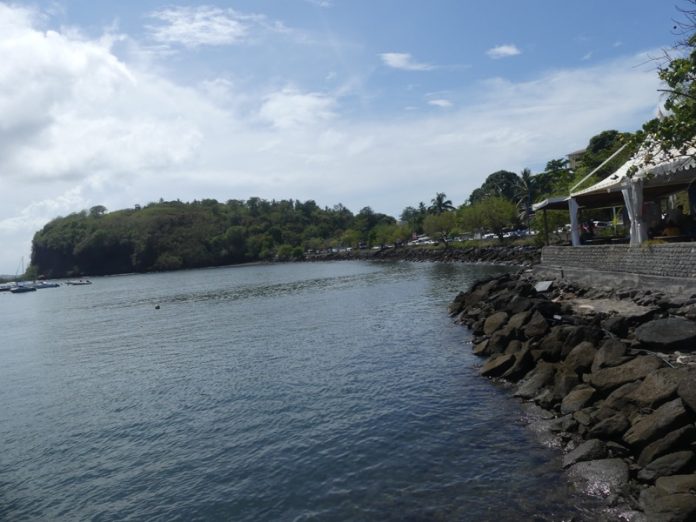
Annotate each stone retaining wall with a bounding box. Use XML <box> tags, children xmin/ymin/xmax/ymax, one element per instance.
<box><xmin>541</xmin><ymin>244</ymin><xmax>696</xmax><ymax>279</ymax></box>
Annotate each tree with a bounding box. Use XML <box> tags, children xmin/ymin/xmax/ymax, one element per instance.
<box><xmin>634</xmin><ymin>3</ymin><xmax>696</xmax><ymax>161</ymax></box>
<box><xmin>468</xmin><ymin>170</ymin><xmax>519</xmax><ymax>203</ymax></box>
<box><xmin>514</xmin><ymin>168</ymin><xmax>536</xmax><ymax>226</ymax></box>
<box><xmin>428</xmin><ymin>192</ymin><xmax>455</xmax><ymax>214</ymax></box>
<box><xmin>89</xmin><ymin>205</ymin><xmax>107</xmax><ymax>218</ymax></box>
<box><xmin>477</xmin><ymin>197</ymin><xmax>519</xmax><ymax>240</ymax></box>
<box><xmin>423</xmin><ymin>212</ymin><xmax>457</xmax><ymax>247</ymax></box>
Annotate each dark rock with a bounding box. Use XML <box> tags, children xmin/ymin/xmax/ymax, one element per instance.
<box><xmin>601</xmin><ymin>315</ymin><xmax>629</xmax><ymax>337</ymax></box>
<box><xmin>514</xmin><ymin>362</ymin><xmax>557</xmax><ymax>399</ymax></box>
<box><xmin>591</xmin><ymin>339</ymin><xmax>629</xmax><ymax>373</ymax></box>
<box><xmin>567</xmin><ymin>458</ymin><xmax>629</xmax><ymax>497</ymax></box>
<box><xmin>507</xmin><ymin>310</ymin><xmax>531</xmax><ymax>330</ymax></box>
<box><xmin>562</xmin><ymin>439</ymin><xmax>607</xmax><ymax>468</ymax></box>
<box><xmin>501</xmin><ymin>346</ymin><xmax>534</xmax><ymax>381</ymax></box>
<box><xmin>535</xmin><ymin>337</ymin><xmax>563</xmax><ymax>363</ymax></box>
<box><xmin>677</xmin><ymin>373</ymin><xmax>696</xmax><ymax>414</ymax></box>
<box><xmin>635</xmin><ymin>317</ymin><xmax>696</xmax><ymax>352</ymax></box>
<box><xmin>504</xmin><ymin>340</ymin><xmax>523</xmax><ymax>355</ymax></box>
<box><xmin>472</xmin><ymin>340</ymin><xmax>489</xmax><ymax>356</ymax></box>
<box><xmin>549</xmin><ymin>415</ymin><xmax>577</xmax><ymax>433</ymax></box>
<box><xmin>589</xmin><ymin>356</ymin><xmax>664</xmax><ymax>392</ymax></box>
<box><xmin>573</xmin><ymin>408</ymin><xmax>593</xmax><ymax>427</ymax></box>
<box><xmin>479</xmin><ymin>353</ymin><xmax>516</xmax><ymax>377</ymax></box>
<box><xmin>532</xmin><ymin>299</ymin><xmax>562</xmax><ymax>318</ymax></box>
<box><xmin>483</xmin><ymin>311</ymin><xmax>508</xmax><ymax>335</ymax></box>
<box><xmin>564</xmin><ymin>342</ymin><xmax>597</xmax><ymax>375</ymax></box>
<box><xmin>524</xmin><ymin>310</ymin><xmax>549</xmax><ymax>338</ymax></box>
<box><xmin>564</xmin><ymin>325</ymin><xmax>605</xmax><ymax>352</ymax></box>
<box><xmin>640</xmin><ymin>488</ymin><xmax>696</xmax><ymax>522</ymax></box>
<box><xmin>638</xmin><ymin>425</ymin><xmax>696</xmax><ymax>467</ymax></box>
<box><xmin>606</xmin><ymin>441</ymin><xmax>630</xmax><ymax>457</ymax></box>
<box><xmin>624</xmin><ymin>398</ymin><xmax>690</xmax><ymax>448</ymax></box>
<box><xmin>505</xmin><ymin>296</ymin><xmax>533</xmax><ymax>315</ymax></box>
<box><xmin>487</xmin><ymin>329</ymin><xmax>512</xmax><ymax>354</ymax></box>
<box><xmin>561</xmin><ymin>385</ymin><xmax>596</xmax><ymax>414</ymax></box>
<box><xmin>627</xmin><ymin>368</ymin><xmax>690</xmax><ymax>409</ymax></box>
<box><xmin>603</xmin><ymin>381</ymin><xmax>642</xmax><ymax>412</ymax></box>
<box><xmin>553</xmin><ymin>367</ymin><xmax>580</xmax><ymax>402</ymax></box>
<box><xmin>533</xmin><ymin>388</ymin><xmax>556</xmax><ymax>409</ymax></box>
<box><xmin>637</xmin><ymin>451</ymin><xmax>695</xmax><ymax>482</ymax></box>
<box><xmin>588</xmin><ymin>413</ymin><xmax>630</xmax><ymax>440</ymax></box>
<box><xmin>656</xmin><ymin>474</ymin><xmax>696</xmax><ymax>496</ymax></box>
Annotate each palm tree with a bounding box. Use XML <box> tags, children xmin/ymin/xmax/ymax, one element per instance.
<box><xmin>514</xmin><ymin>168</ymin><xmax>536</xmax><ymax>226</ymax></box>
<box><xmin>428</xmin><ymin>192</ymin><xmax>455</xmax><ymax>214</ymax></box>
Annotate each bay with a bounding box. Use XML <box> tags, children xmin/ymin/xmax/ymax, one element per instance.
<box><xmin>0</xmin><ymin>261</ymin><xmax>591</xmax><ymax>520</ymax></box>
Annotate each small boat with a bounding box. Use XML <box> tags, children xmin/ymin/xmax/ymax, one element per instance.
<box><xmin>0</xmin><ymin>283</ymin><xmax>13</xmax><ymax>292</ymax></box>
<box><xmin>10</xmin><ymin>284</ymin><xmax>36</xmax><ymax>293</ymax></box>
<box><xmin>66</xmin><ymin>279</ymin><xmax>92</xmax><ymax>286</ymax></box>
<box><xmin>35</xmin><ymin>281</ymin><xmax>60</xmax><ymax>289</ymax></box>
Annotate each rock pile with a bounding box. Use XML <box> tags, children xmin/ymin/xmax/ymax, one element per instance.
<box><xmin>450</xmin><ymin>272</ymin><xmax>696</xmax><ymax>521</ymax></box>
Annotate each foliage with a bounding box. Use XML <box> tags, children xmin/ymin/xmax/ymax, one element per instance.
<box><xmin>457</xmin><ymin>197</ymin><xmax>518</xmax><ymax>240</ymax></box>
<box><xmin>29</xmin><ymin>198</ymin><xmax>395</xmax><ymax>277</ymax></box>
<box><xmin>428</xmin><ymin>192</ymin><xmax>455</xmax><ymax>214</ymax></box>
<box><xmin>423</xmin><ymin>212</ymin><xmax>458</xmax><ymax>247</ymax></box>
<box><xmin>468</xmin><ymin>170</ymin><xmax>519</xmax><ymax>203</ymax></box>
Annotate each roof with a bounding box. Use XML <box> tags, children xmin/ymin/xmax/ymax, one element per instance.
<box><xmin>531</xmin><ymin>196</ymin><xmax>570</xmax><ymax>212</ymax></box>
<box><xmin>571</xmin><ymin>146</ymin><xmax>696</xmax><ymax>208</ymax></box>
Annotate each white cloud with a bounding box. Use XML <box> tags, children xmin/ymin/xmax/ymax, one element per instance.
<box><xmin>428</xmin><ymin>99</ymin><xmax>453</xmax><ymax>108</ymax></box>
<box><xmin>259</xmin><ymin>88</ymin><xmax>336</xmax><ymax>129</ymax></box>
<box><xmin>380</xmin><ymin>52</ymin><xmax>433</xmax><ymax>71</ymax></box>
<box><xmin>147</xmin><ymin>6</ymin><xmax>249</xmax><ymax>47</ymax></box>
<box><xmin>486</xmin><ymin>44</ymin><xmax>522</xmax><ymax>59</ymax></box>
<box><xmin>0</xmin><ymin>4</ymin><xmax>664</xmax><ymax>273</ymax></box>
<box><xmin>582</xmin><ymin>51</ymin><xmax>593</xmax><ymax>61</ymax></box>
<box><xmin>305</xmin><ymin>0</ymin><xmax>332</xmax><ymax>7</ymax></box>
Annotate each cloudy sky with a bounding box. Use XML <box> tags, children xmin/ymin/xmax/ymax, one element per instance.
<box><xmin>0</xmin><ymin>0</ymin><xmax>684</xmax><ymax>273</ymax></box>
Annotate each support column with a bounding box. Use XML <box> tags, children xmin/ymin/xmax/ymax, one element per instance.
<box><xmin>569</xmin><ymin>198</ymin><xmax>580</xmax><ymax>246</ymax></box>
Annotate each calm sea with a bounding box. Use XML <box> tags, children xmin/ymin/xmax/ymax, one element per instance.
<box><xmin>1</xmin><ymin>261</ymin><xmax>592</xmax><ymax>521</ymax></box>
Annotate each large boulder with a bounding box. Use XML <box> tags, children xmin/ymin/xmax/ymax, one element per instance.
<box><xmin>479</xmin><ymin>353</ymin><xmax>516</xmax><ymax>378</ymax></box>
<box><xmin>638</xmin><ymin>425</ymin><xmax>696</xmax><ymax>467</ymax></box>
<box><xmin>656</xmin><ymin>474</ymin><xmax>696</xmax><ymax>496</ymax></box>
<box><xmin>564</xmin><ymin>342</ymin><xmax>597</xmax><ymax>375</ymax></box>
<box><xmin>589</xmin><ymin>356</ymin><xmax>664</xmax><ymax>392</ymax></box>
<box><xmin>507</xmin><ymin>310</ymin><xmax>531</xmax><ymax>331</ymax></box>
<box><xmin>677</xmin><ymin>373</ymin><xmax>696</xmax><ymax>414</ymax></box>
<box><xmin>635</xmin><ymin>317</ymin><xmax>696</xmax><ymax>352</ymax></box>
<box><xmin>640</xmin><ymin>488</ymin><xmax>696</xmax><ymax>522</ymax></box>
<box><xmin>591</xmin><ymin>339</ymin><xmax>630</xmax><ymax>373</ymax></box>
<box><xmin>562</xmin><ymin>439</ymin><xmax>607</xmax><ymax>468</ymax></box>
<box><xmin>623</xmin><ymin>398</ymin><xmax>690</xmax><ymax>448</ymax></box>
<box><xmin>483</xmin><ymin>311</ymin><xmax>508</xmax><ymax>335</ymax></box>
<box><xmin>501</xmin><ymin>346</ymin><xmax>534</xmax><ymax>381</ymax></box>
<box><xmin>626</xmin><ymin>368</ymin><xmax>690</xmax><ymax>409</ymax></box>
<box><xmin>553</xmin><ymin>367</ymin><xmax>580</xmax><ymax>402</ymax></box>
<box><xmin>561</xmin><ymin>385</ymin><xmax>596</xmax><ymax>414</ymax></box>
<box><xmin>588</xmin><ymin>413</ymin><xmax>630</xmax><ymax>440</ymax></box>
<box><xmin>514</xmin><ymin>362</ymin><xmax>557</xmax><ymax>399</ymax></box>
<box><xmin>524</xmin><ymin>310</ymin><xmax>549</xmax><ymax>338</ymax></box>
<box><xmin>567</xmin><ymin>458</ymin><xmax>629</xmax><ymax>497</ymax></box>
<box><xmin>602</xmin><ymin>381</ymin><xmax>642</xmax><ymax>412</ymax></box>
<box><xmin>637</xmin><ymin>451</ymin><xmax>695</xmax><ymax>483</ymax></box>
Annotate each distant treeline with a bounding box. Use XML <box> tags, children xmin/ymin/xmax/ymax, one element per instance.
<box><xmin>30</xmin><ymin>199</ymin><xmax>398</xmax><ymax>277</ymax></box>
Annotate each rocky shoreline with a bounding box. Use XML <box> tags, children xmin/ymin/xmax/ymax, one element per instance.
<box><xmin>307</xmin><ymin>244</ymin><xmax>540</xmax><ymax>265</ymax></box>
<box><xmin>449</xmin><ymin>272</ymin><xmax>696</xmax><ymax>521</ymax></box>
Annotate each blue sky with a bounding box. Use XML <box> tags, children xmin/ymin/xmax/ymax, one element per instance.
<box><xmin>0</xmin><ymin>0</ymin><xmax>686</xmax><ymax>272</ymax></box>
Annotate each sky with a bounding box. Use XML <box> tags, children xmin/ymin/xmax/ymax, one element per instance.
<box><xmin>0</xmin><ymin>0</ymin><xmax>687</xmax><ymax>273</ymax></box>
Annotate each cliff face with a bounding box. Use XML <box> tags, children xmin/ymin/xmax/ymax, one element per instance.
<box><xmin>451</xmin><ymin>273</ymin><xmax>696</xmax><ymax>520</ymax></box>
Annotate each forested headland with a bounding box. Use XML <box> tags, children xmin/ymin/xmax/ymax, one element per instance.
<box><xmin>28</xmin><ymin>128</ymin><xmax>638</xmax><ymax>278</ymax></box>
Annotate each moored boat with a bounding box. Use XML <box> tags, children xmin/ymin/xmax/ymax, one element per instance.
<box><xmin>10</xmin><ymin>284</ymin><xmax>36</xmax><ymax>293</ymax></box>
<box><xmin>66</xmin><ymin>279</ymin><xmax>92</xmax><ymax>286</ymax></box>
<box><xmin>34</xmin><ymin>281</ymin><xmax>60</xmax><ymax>289</ymax></box>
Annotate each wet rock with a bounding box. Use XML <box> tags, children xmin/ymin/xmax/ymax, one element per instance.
<box><xmin>638</xmin><ymin>425</ymin><xmax>696</xmax><ymax>467</ymax></box>
<box><xmin>553</xmin><ymin>367</ymin><xmax>580</xmax><ymax>402</ymax></box>
<box><xmin>479</xmin><ymin>353</ymin><xmax>515</xmax><ymax>378</ymax></box>
<box><xmin>504</xmin><ymin>340</ymin><xmax>523</xmax><ymax>355</ymax></box>
<box><xmin>626</xmin><ymin>368</ymin><xmax>689</xmax><ymax>409</ymax></box>
<box><xmin>524</xmin><ymin>310</ymin><xmax>549</xmax><ymax>338</ymax></box>
<box><xmin>562</xmin><ymin>439</ymin><xmax>607</xmax><ymax>468</ymax></box>
<box><xmin>549</xmin><ymin>414</ymin><xmax>577</xmax><ymax>433</ymax></box>
<box><xmin>564</xmin><ymin>342</ymin><xmax>597</xmax><ymax>375</ymax></box>
<box><xmin>588</xmin><ymin>412</ymin><xmax>630</xmax><ymax>440</ymax></box>
<box><xmin>483</xmin><ymin>311</ymin><xmax>508</xmax><ymax>335</ymax></box>
<box><xmin>637</xmin><ymin>451</ymin><xmax>695</xmax><ymax>482</ymax></box>
<box><xmin>514</xmin><ymin>361</ymin><xmax>557</xmax><ymax>399</ymax></box>
<box><xmin>589</xmin><ymin>356</ymin><xmax>664</xmax><ymax>392</ymax></box>
<box><xmin>487</xmin><ymin>329</ymin><xmax>512</xmax><ymax>355</ymax></box>
<box><xmin>591</xmin><ymin>339</ymin><xmax>630</xmax><ymax>373</ymax></box>
<box><xmin>624</xmin><ymin>398</ymin><xmax>690</xmax><ymax>448</ymax></box>
<box><xmin>635</xmin><ymin>317</ymin><xmax>696</xmax><ymax>352</ymax></box>
<box><xmin>567</xmin><ymin>458</ymin><xmax>629</xmax><ymax>497</ymax></box>
<box><xmin>656</xmin><ymin>474</ymin><xmax>696</xmax><ymax>496</ymax></box>
<box><xmin>472</xmin><ymin>340</ymin><xmax>489</xmax><ymax>356</ymax></box>
<box><xmin>561</xmin><ymin>385</ymin><xmax>596</xmax><ymax>414</ymax></box>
